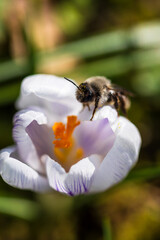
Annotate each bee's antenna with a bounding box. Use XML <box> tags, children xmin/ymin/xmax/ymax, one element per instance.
<box><xmin>64</xmin><ymin>77</ymin><xmax>81</xmax><ymax>91</ymax></box>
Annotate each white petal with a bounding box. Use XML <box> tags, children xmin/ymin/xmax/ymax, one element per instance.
<box><xmin>45</xmin><ymin>155</ymin><xmax>95</xmax><ymax>196</ymax></box>
<box><xmin>78</xmin><ymin>105</ymin><xmax>118</xmax><ymax>126</ymax></box>
<box><xmin>13</xmin><ymin>108</ymin><xmax>47</xmax><ymax>173</ymax></box>
<box><xmin>16</xmin><ymin>74</ymin><xmax>82</xmax><ymax>117</ymax></box>
<box><xmin>0</xmin><ymin>146</ymin><xmax>50</xmax><ymax>192</ymax></box>
<box><xmin>90</xmin><ymin>117</ymin><xmax>141</xmax><ymax>193</ymax></box>
<box><xmin>94</xmin><ymin>106</ymin><xmax>118</xmax><ymax>125</ymax></box>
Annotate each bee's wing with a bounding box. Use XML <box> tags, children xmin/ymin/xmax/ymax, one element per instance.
<box><xmin>110</xmin><ymin>84</ymin><xmax>134</xmax><ymax>97</ymax></box>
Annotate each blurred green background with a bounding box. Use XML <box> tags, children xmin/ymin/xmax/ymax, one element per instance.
<box><xmin>0</xmin><ymin>0</ymin><xmax>160</xmax><ymax>239</ymax></box>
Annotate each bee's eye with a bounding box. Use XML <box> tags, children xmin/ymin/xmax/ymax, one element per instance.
<box><xmin>80</xmin><ymin>84</ymin><xmax>86</xmax><ymax>91</ymax></box>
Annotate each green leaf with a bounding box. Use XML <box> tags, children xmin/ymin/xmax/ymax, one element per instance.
<box><xmin>37</xmin><ymin>30</ymin><xmax>128</xmax><ymax>62</ymax></box>
<box><xmin>0</xmin><ymin>196</ymin><xmax>40</xmax><ymax>220</ymax></box>
<box><xmin>0</xmin><ymin>59</ymin><xmax>30</xmax><ymax>83</ymax></box>
<box><xmin>126</xmin><ymin>166</ymin><xmax>160</xmax><ymax>182</ymax></box>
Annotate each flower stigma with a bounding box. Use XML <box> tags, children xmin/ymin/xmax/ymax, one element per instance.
<box><xmin>52</xmin><ymin>116</ymin><xmax>84</xmax><ymax>172</ymax></box>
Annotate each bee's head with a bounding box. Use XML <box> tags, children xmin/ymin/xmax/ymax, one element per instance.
<box><xmin>64</xmin><ymin>77</ymin><xmax>94</xmax><ymax>103</ymax></box>
<box><xmin>76</xmin><ymin>83</ymin><xmax>94</xmax><ymax>103</ymax></box>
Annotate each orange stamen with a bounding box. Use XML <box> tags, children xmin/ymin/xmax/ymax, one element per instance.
<box><xmin>52</xmin><ymin>116</ymin><xmax>83</xmax><ymax>172</ymax></box>
<box><xmin>52</xmin><ymin>116</ymin><xmax>80</xmax><ymax>148</ymax></box>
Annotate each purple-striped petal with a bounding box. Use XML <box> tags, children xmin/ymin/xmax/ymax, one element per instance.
<box><xmin>45</xmin><ymin>155</ymin><xmax>95</xmax><ymax>196</ymax></box>
<box><xmin>13</xmin><ymin>108</ymin><xmax>47</xmax><ymax>173</ymax></box>
<box><xmin>0</xmin><ymin>146</ymin><xmax>50</xmax><ymax>192</ymax></box>
<box><xmin>75</xmin><ymin>118</ymin><xmax>116</xmax><ymax>158</ymax></box>
<box><xmin>90</xmin><ymin>117</ymin><xmax>141</xmax><ymax>193</ymax></box>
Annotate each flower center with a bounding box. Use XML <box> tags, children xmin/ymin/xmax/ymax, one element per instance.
<box><xmin>52</xmin><ymin>116</ymin><xmax>84</xmax><ymax>172</ymax></box>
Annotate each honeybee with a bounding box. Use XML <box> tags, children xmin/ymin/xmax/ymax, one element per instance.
<box><xmin>64</xmin><ymin>76</ymin><xmax>133</xmax><ymax>120</ymax></box>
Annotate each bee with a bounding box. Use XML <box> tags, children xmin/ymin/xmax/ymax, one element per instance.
<box><xmin>64</xmin><ymin>76</ymin><xmax>133</xmax><ymax>120</ymax></box>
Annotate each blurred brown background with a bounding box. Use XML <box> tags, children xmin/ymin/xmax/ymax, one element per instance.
<box><xmin>0</xmin><ymin>0</ymin><xmax>160</xmax><ymax>240</ymax></box>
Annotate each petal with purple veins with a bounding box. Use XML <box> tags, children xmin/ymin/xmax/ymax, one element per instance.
<box><xmin>13</xmin><ymin>108</ymin><xmax>47</xmax><ymax>173</ymax></box>
<box><xmin>45</xmin><ymin>155</ymin><xmax>95</xmax><ymax>196</ymax></box>
<box><xmin>0</xmin><ymin>146</ymin><xmax>50</xmax><ymax>192</ymax></box>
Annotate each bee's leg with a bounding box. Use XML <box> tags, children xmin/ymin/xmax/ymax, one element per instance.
<box><xmin>106</xmin><ymin>92</ymin><xmax>112</xmax><ymax>104</ymax></box>
<box><xmin>80</xmin><ymin>104</ymin><xmax>86</xmax><ymax>113</ymax></box>
<box><xmin>86</xmin><ymin>103</ymin><xmax>91</xmax><ymax>111</ymax></box>
<box><xmin>118</xmin><ymin>93</ymin><xmax>126</xmax><ymax>114</ymax></box>
<box><xmin>107</xmin><ymin>92</ymin><xmax>119</xmax><ymax>111</ymax></box>
<box><xmin>90</xmin><ymin>97</ymin><xmax>100</xmax><ymax>121</ymax></box>
<box><xmin>112</xmin><ymin>93</ymin><xmax>119</xmax><ymax>110</ymax></box>
<box><xmin>80</xmin><ymin>103</ymin><xmax>91</xmax><ymax>112</ymax></box>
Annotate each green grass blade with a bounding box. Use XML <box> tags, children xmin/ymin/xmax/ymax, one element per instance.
<box><xmin>126</xmin><ymin>166</ymin><xmax>160</xmax><ymax>182</ymax></box>
<box><xmin>0</xmin><ymin>59</ymin><xmax>30</xmax><ymax>83</ymax></box>
<box><xmin>0</xmin><ymin>196</ymin><xmax>40</xmax><ymax>220</ymax></box>
<box><xmin>103</xmin><ymin>218</ymin><xmax>112</xmax><ymax>240</ymax></box>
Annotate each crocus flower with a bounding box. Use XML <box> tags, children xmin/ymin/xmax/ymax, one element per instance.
<box><xmin>0</xmin><ymin>75</ymin><xmax>141</xmax><ymax>195</ymax></box>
